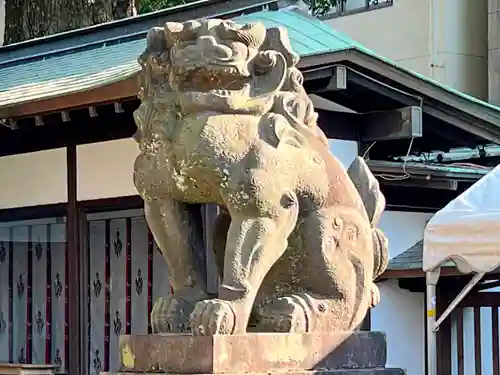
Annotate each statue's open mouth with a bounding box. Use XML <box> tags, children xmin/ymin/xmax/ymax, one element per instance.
<box><xmin>175</xmin><ymin>65</ymin><xmax>251</xmax><ymax>95</ymax></box>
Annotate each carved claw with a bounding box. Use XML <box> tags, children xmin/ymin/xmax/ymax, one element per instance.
<box><xmin>190</xmin><ymin>299</ymin><xmax>236</xmax><ymax>336</ymax></box>
<box><xmin>257</xmin><ymin>296</ymin><xmax>308</xmax><ymax>333</ymax></box>
<box><xmin>150</xmin><ymin>288</ymin><xmax>209</xmax><ymax>333</ymax></box>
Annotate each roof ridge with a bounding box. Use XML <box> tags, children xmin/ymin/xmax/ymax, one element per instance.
<box><xmin>0</xmin><ymin>0</ymin><xmax>209</xmax><ymax>52</ymax></box>
<box><xmin>0</xmin><ymin>32</ymin><xmax>146</xmax><ymax>69</ymax></box>
<box><xmin>0</xmin><ymin>0</ymin><xmax>280</xmax><ymax>59</ymax></box>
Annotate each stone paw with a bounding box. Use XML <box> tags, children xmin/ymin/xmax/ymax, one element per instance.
<box><xmin>370</xmin><ymin>283</ymin><xmax>381</xmax><ymax>308</ymax></box>
<box><xmin>150</xmin><ymin>288</ymin><xmax>209</xmax><ymax>334</ymax></box>
<box><xmin>190</xmin><ymin>299</ymin><xmax>236</xmax><ymax>336</ymax></box>
<box><xmin>257</xmin><ymin>295</ymin><xmax>309</xmax><ymax>333</ymax></box>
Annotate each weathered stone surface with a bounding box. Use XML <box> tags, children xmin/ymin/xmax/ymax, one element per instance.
<box><xmin>118</xmin><ymin>332</ymin><xmax>387</xmax><ymax>374</ymax></box>
<box><xmin>133</xmin><ymin>17</ymin><xmax>389</xmax><ymax>337</ymax></box>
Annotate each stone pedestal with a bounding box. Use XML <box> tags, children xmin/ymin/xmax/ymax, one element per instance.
<box><xmin>104</xmin><ymin>331</ymin><xmax>406</xmax><ymax>375</ymax></box>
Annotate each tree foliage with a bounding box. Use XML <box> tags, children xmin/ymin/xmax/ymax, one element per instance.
<box><xmin>4</xmin><ymin>0</ymin><xmax>130</xmax><ymax>44</ymax></box>
<box><xmin>3</xmin><ymin>0</ymin><xmax>342</xmax><ymax>45</ymax></box>
<box><xmin>137</xmin><ymin>0</ymin><xmax>344</xmax><ymax>16</ymax></box>
<box><xmin>138</xmin><ymin>0</ymin><xmax>196</xmax><ymax>14</ymax></box>
<box><xmin>302</xmin><ymin>0</ymin><xmax>342</xmax><ymax>16</ymax></box>
<box><xmin>2</xmin><ymin>0</ymin><xmax>194</xmax><ymax>44</ymax></box>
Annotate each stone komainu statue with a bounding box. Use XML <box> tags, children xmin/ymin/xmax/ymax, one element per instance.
<box><xmin>133</xmin><ymin>19</ymin><xmax>388</xmax><ymax>336</ymax></box>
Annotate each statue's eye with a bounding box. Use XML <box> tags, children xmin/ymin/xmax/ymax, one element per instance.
<box><xmin>201</xmin><ymin>74</ymin><xmax>220</xmax><ymax>86</ymax></box>
<box><xmin>209</xmin><ymin>75</ymin><xmax>220</xmax><ymax>84</ymax></box>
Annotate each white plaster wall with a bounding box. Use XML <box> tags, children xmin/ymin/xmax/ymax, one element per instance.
<box><xmin>0</xmin><ymin>148</ymin><xmax>67</xmax><ymax>209</ymax></box>
<box><xmin>325</xmin><ymin>0</ymin><xmax>488</xmax><ymax>99</ymax></box>
<box><xmin>77</xmin><ymin>138</ymin><xmax>139</xmax><ymax>201</ymax></box>
<box><xmin>373</xmin><ymin>211</ymin><xmax>434</xmax><ymax>375</ymax></box>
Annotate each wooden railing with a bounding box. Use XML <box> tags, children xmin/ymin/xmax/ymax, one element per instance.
<box><xmin>439</xmin><ymin>291</ymin><xmax>500</xmax><ymax>375</ymax></box>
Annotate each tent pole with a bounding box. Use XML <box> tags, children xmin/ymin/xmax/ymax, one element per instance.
<box><xmin>426</xmin><ymin>268</ymin><xmax>441</xmax><ymax>375</ymax></box>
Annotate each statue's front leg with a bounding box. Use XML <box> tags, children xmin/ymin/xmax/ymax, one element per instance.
<box><xmin>145</xmin><ymin>198</ymin><xmax>209</xmax><ymax>333</ymax></box>
<box><xmin>190</xmin><ymin>178</ymin><xmax>299</xmax><ymax>335</ymax></box>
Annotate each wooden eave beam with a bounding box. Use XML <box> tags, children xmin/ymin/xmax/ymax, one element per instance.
<box><xmin>360</xmin><ymin>106</ymin><xmax>422</xmax><ymax>141</ymax></box>
<box><xmin>300</xmin><ymin>50</ymin><xmax>500</xmax><ymax>144</ymax></box>
<box><xmin>379</xmin><ymin>267</ymin><xmax>462</xmax><ymax>280</ymax></box>
<box><xmin>317</xmin><ymin>106</ymin><xmax>422</xmax><ymax>142</ymax></box>
<box><xmin>0</xmin><ymin>76</ymin><xmax>138</xmax><ymax>119</ymax></box>
<box><xmin>380</xmin><ymin>178</ymin><xmax>459</xmax><ymax>191</ymax></box>
<box><xmin>0</xmin><ymin>102</ymin><xmax>138</xmax><ymax>157</ymax></box>
<box><xmin>1</xmin><ymin>62</ymin><xmax>338</xmax><ymax>120</ymax></box>
<box><xmin>2</xmin><ymin>67</ymin><xmax>422</xmax><ymax>146</ymax></box>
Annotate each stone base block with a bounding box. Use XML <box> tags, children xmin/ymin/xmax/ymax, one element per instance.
<box><xmin>118</xmin><ymin>331</ymin><xmax>387</xmax><ymax>374</ymax></box>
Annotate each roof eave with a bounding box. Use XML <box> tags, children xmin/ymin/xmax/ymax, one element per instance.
<box><xmin>0</xmin><ymin>74</ymin><xmax>140</xmax><ymax>119</ymax></box>
<box><xmin>347</xmin><ymin>49</ymin><xmax>500</xmax><ymax>143</ymax></box>
<box><xmin>300</xmin><ymin>48</ymin><xmax>500</xmax><ymax>145</ymax></box>
<box><xmin>1</xmin><ymin>49</ymin><xmax>348</xmax><ymax>119</ymax></box>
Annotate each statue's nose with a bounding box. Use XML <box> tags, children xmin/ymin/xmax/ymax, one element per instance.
<box><xmin>196</xmin><ymin>35</ymin><xmax>232</xmax><ymax>59</ymax></box>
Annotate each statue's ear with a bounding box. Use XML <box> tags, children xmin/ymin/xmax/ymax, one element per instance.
<box><xmin>262</xmin><ymin>27</ymin><xmax>299</xmax><ymax>67</ymax></box>
<box><xmin>142</xmin><ymin>27</ymin><xmax>167</xmax><ymax>59</ymax></box>
<box><xmin>164</xmin><ymin>20</ymin><xmax>201</xmax><ymax>49</ymax></box>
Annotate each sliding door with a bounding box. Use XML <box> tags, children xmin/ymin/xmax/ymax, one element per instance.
<box><xmin>86</xmin><ymin>209</ymin><xmax>170</xmax><ymax>375</ymax></box>
<box><xmin>0</xmin><ymin>217</ymin><xmax>67</xmax><ymax>372</ymax></box>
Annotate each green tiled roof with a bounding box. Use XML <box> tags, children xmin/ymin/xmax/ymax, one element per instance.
<box><xmin>235</xmin><ymin>9</ymin><xmax>368</xmax><ymax>56</ymax></box>
<box><xmin>387</xmin><ymin>240</ymin><xmax>455</xmax><ymax>271</ymax></box>
<box><xmin>1</xmin><ymin>6</ymin><xmax>500</xmax><ymax>119</ymax></box>
<box><xmin>0</xmin><ymin>8</ymin><xmax>362</xmax><ymax>108</ymax></box>
<box><xmin>387</xmin><ymin>240</ymin><xmax>425</xmax><ymax>271</ymax></box>
<box><xmin>0</xmin><ymin>38</ymin><xmax>143</xmax><ymax>108</ymax></box>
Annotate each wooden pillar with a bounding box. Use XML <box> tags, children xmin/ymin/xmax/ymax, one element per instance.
<box><xmin>66</xmin><ymin>144</ymin><xmax>82</xmax><ymax>375</ymax></box>
<box><xmin>424</xmin><ymin>287</ymin><xmax>428</xmax><ymax>375</ymax></box>
<box><xmin>202</xmin><ymin>204</ymin><xmax>220</xmax><ymax>295</ymax></box>
<box><xmin>436</xmin><ymin>285</ymin><xmax>452</xmax><ymax>375</ymax></box>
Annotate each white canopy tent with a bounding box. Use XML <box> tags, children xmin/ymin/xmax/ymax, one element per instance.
<box><xmin>423</xmin><ymin>163</ymin><xmax>500</xmax><ymax>375</ymax></box>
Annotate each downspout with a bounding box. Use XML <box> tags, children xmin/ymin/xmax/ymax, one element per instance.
<box><xmin>0</xmin><ymin>0</ymin><xmax>4</xmax><ymax>46</ymax></box>
<box><xmin>426</xmin><ymin>4</ymin><xmax>439</xmax><ymax>375</ymax></box>
<box><xmin>429</xmin><ymin>0</ymin><xmax>441</xmax><ymax>80</ymax></box>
